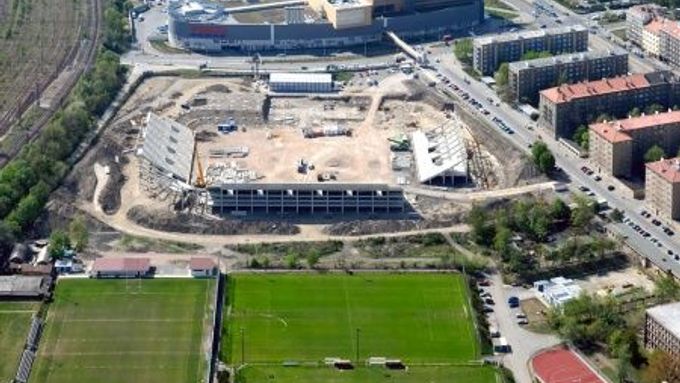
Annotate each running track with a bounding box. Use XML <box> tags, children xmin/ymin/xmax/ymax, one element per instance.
<box><xmin>532</xmin><ymin>347</ymin><xmax>606</xmax><ymax>383</ymax></box>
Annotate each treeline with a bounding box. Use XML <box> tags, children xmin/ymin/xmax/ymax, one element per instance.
<box><xmin>0</xmin><ymin>0</ymin><xmax>130</xmax><ymax>248</ymax></box>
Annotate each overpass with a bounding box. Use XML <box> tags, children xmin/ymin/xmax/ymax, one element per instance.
<box><xmin>385</xmin><ymin>31</ymin><xmax>428</xmax><ymax>64</ymax></box>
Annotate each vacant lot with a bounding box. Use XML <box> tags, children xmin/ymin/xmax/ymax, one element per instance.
<box><xmin>226</xmin><ymin>273</ymin><xmax>493</xmax><ymax>382</ymax></box>
<box><xmin>0</xmin><ymin>301</ymin><xmax>39</xmax><ymax>382</ymax></box>
<box><xmin>31</xmin><ymin>279</ymin><xmax>214</xmax><ymax>383</ymax></box>
<box><xmin>0</xmin><ymin>0</ymin><xmax>86</xmax><ymax>133</ymax></box>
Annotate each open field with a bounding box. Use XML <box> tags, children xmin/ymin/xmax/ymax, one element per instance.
<box><xmin>226</xmin><ymin>273</ymin><xmax>478</xmax><ymax>364</ymax></box>
<box><xmin>0</xmin><ymin>301</ymin><xmax>40</xmax><ymax>382</ymax></box>
<box><xmin>0</xmin><ymin>0</ymin><xmax>86</xmax><ymax>134</ymax></box>
<box><xmin>31</xmin><ymin>279</ymin><xmax>214</xmax><ymax>383</ymax></box>
<box><xmin>237</xmin><ymin>365</ymin><xmax>499</xmax><ymax>383</ymax></box>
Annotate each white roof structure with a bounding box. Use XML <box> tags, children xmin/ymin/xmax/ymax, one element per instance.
<box><xmin>534</xmin><ymin>277</ymin><xmax>582</xmax><ymax>307</ymax></box>
<box><xmin>647</xmin><ymin>302</ymin><xmax>680</xmax><ymax>338</ymax></box>
<box><xmin>269</xmin><ymin>72</ymin><xmax>332</xmax><ymax>84</ymax></box>
<box><xmin>140</xmin><ymin>113</ymin><xmax>195</xmax><ymax>183</ymax></box>
<box><xmin>411</xmin><ymin>123</ymin><xmax>467</xmax><ymax>183</ymax></box>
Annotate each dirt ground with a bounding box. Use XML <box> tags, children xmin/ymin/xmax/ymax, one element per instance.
<box><xmin>45</xmin><ymin>71</ymin><xmax>550</xmax><ymax>245</ymax></box>
<box><xmin>577</xmin><ymin>266</ymin><xmax>655</xmax><ymax>295</ymax></box>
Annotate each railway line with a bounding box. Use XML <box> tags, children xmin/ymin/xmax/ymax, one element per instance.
<box><xmin>0</xmin><ymin>0</ymin><xmax>103</xmax><ymax>167</ymax></box>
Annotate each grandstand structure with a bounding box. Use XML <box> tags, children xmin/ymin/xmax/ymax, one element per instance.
<box><xmin>411</xmin><ymin>123</ymin><xmax>468</xmax><ymax>185</ymax></box>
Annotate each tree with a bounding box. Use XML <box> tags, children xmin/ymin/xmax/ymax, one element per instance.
<box><xmin>571</xmin><ymin>195</ymin><xmax>595</xmax><ymax>230</ymax></box>
<box><xmin>655</xmin><ymin>275</ymin><xmax>680</xmax><ymax>301</ymax></box>
<box><xmin>550</xmin><ymin>199</ymin><xmax>571</xmax><ymax>222</ymax></box>
<box><xmin>493</xmin><ymin>225</ymin><xmax>512</xmax><ymax>254</ymax></box>
<box><xmin>453</xmin><ymin>38</ymin><xmax>473</xmax><ymax>66</ymax></box>
<box><xmin>548</xmin><ymin>294</ymin><xmax>625</xmax><ymax>350</ymax></box>
<box><xmin>609</xmin><ymin>208</ymin><xmax>624</xmax><ymax>222</ymax></box>
<box><xmin>285</xmin><ymin>252</ymin><xmax>298</xmax><ymax>269</ymax></box>
<box><xmin>573</xmin><ymin>125</ymin><xmax>589</xmax><ymax>150</ymax></box>
<box><xmin>595</xmin><ymin>113</ymin><xmax>612</xmax><ymax>123</ymax></box>
<box><xmin>69</xmin><ymin>215</ymin><xmax>89</xmax><ymax>252</ymax></box>
<box><xmin>306</xmin><ymin>251</ymin><xmax>320</xmax><ymax>269</ymax></box>
<box><xmin>468</xmin><ymin>205</ymin><xmax>495</xmax><ymax>246</ymax></box>
<box><xmin>494</xmin><ymin>63</ymin><xmax>509</xmax><ymax>87</ymax></box>
<box><xmin>531</xmin><ymin>142</ymin><xmax>555</xmax><ymax>174</ymax></box>
<box><xmin>629</xmin><ymin>107</ymin><xmax>641</xmax><ymax>117</ymax></box>
<box><xmin>521</xmin><ymin>50</ymin><xmax>552</xmax><ymax>60</ymax></box>
<box><xmin>642</xmin><ymin>351</ymin><xmax>680</xmax><ymax>383</ymax></box>
<box><xmin>48</xmin><ymin>230</ymin><xmax>71</xmax><ymax>259</ymax></box>
<box><xmin>645</xmin><ymin>103</ymin><xmax>665</xmax><ymax>115</ymax></box>
<box><xmin>644</xmin><ymin>145</ymin><xmax>666</xmax><ymax>163</ymax></box>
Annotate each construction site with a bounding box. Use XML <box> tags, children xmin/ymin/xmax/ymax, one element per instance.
<box><xmin>58</xmin><ymin>69</ymin><xmax>546</xmax><ymax>238</ymax></box>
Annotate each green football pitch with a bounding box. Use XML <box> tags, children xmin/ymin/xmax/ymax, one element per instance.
<box><xmin>237</xmin><ymin>364</ymin><xmax>499</xmax><ymax>383</ymax></box>
<box><xmin>0</xmin><ymin>302</ymin><xmax>40</xmax><ymax>382</ymax></box>
<box><xmin>30</xmin><ymin>279</ymin><xmax>214</xmax><ymax>383</ymax></box>
<box><xmin>226</xmin><ymin>273</ymin><xmax>480</xmax><ymax>365</ymax></box>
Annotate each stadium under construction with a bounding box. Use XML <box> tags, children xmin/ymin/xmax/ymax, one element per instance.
<box><xmin>136</xmin><ymin>88</ymin><xmax>470</xmax><ymax>216</ymax></box>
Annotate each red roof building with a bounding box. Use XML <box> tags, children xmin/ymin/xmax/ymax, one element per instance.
<box><xmin>91</xmin><ymin>257</ymin><xmax>152</xmax><ymax>278</ymax></box>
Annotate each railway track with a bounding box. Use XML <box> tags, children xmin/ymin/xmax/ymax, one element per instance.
<box><xmin>0</xmin><ymin>0</ymin><xmax>102</xmax><ymax>167</ymax></box>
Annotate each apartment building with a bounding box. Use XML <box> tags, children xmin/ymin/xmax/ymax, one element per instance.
<box><xmin>539</xmin><ymin>71</ymin><xmax>680</xmax><ymax>139</ymax></box>
<box><xmin>508</xmin><ymin>49</ymin><xmax>628</xmax><ymax>105</ymax></box>
<box><xmin>626</xmin><ymin>4</ymin><xmax>664</xmax><ymax>46</ymax></box>
<box><xmin>472</xmin><ymin>25</ymin><xmax>588</xmax><ymax>76</ymax></box>
<box><xmin>589</xmin><ymin>111</ymin><xmax>680</xmax><ymax>179</ymax></box>
<box><xmin>660</xmin><ymin>21</ymin><xmax>680</xmax><ymax>68</ymax></box>
<box><xmin>645</xmin><ymin>302</ymin><xmax>680</xmax><ymax>357</ymax></box>
<box><xmin>646</xmin><ymin>158</ymin><xmax>680</xmax><ymax>220</ymax></box>
<box><xmin>643</xmin><ymin>19</ymin><xmax>665</xmax><ymax>57</ymax></box>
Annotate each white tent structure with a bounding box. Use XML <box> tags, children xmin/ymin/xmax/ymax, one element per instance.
<box><xmin>411</xmin><ymin>123</ymin><xmax>468</xmax><ymax>185</ymax></box>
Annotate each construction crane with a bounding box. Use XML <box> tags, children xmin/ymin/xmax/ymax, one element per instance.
<box><xmin>193</xmin><ymin>144</ymin><xmax>206</xmax><ymax>188</ymax></box>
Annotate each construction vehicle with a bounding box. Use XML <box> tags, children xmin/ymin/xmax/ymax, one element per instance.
<box><xmin>193</xmin><ymin>146</ymin><xmax>206</xmax><ymax>188</ymax></box>
<box><xmin>388</xmin><ymin>135</ymin><xmax>410</xmax><ymax>152</ymax></box>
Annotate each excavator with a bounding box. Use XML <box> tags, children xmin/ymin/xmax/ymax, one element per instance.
<box><xmin>387</xmin><ymin>134</ymin><xmax>410</xmax><ymax>152</ymax></box>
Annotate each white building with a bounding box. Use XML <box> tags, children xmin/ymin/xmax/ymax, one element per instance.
<box><xmin>269</xmin><ymin>73</ymin><xmax>333</xmax><ymax>93</ymax></box>
<box><xmin>411</xmin><ymin>123</ymin><xmax>468</xmax><ymax>186</ymax></box>
<box><xmin>533</xmin><ymin>276</ymin><xmax>582</xmax><ymax>307</ymax></box>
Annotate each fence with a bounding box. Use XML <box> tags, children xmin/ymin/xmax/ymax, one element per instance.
<box><xmin>206</xmin><ymin>273</ymin><xmax>225</xmax><ymax>383</ymax></box>
<box><xmin>13</xmin><ymin>316</ymin><xmax>43</xmax><ymax>383</ymax></box>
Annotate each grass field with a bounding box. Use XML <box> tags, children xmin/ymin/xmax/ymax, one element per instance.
<box><xmin>0</xmin><ymin>302</ymin><xmax>40</xmax><ymax>382</ymax></box>
<box><xmin>30</xmin><ymin>279</ymin><xmax>214</xmax><ymax>383</ymax></box>
<box><xmin>237</xmin><ymin>365</ymin><xmax>499</xmax><ymax>382</ymax></box>
<box><xmin>226</xmin><ymin>273</ymin><xmax>479</xmax><ymax>364</ymax></box>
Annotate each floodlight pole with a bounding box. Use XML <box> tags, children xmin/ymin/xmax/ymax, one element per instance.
<box><xmin>355</xmin><ymin>328</ymin><xmax>360</xmax><ymax>362</ymax></box>
<box><xmin>241</xmin><ymin>327</ymin><xmax>245</xmax><ymax>366</ymax></box>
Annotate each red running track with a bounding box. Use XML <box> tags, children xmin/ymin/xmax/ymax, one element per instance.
<box><xmin>532</xmin><ymin>347</ymin><xmax>606</xmax><ymax>383</ymax></box>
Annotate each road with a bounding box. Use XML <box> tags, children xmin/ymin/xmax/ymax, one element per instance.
<box><xmin>485</xmin><ymin>273</ymin><xmax>560</xmax><ymax>383</ymax></box>
<box><xmin>425</xmin><ymin>26</ymin><xmax>680</xmax><ymax>280</ymax></box>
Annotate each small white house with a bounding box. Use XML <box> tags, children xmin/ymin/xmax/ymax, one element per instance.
<box><xmin>534</xmin><ymin>276</ymin><xmax>582</xmax><ymax>307</ymax></box>
<box><xmin>189</xmin><ymin>257</ymin><xmax>217</xmax><ymax>278</ymax></box>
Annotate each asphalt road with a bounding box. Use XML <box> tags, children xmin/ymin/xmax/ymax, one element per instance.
<box><xmin>428</xmin><ymin>45</ymin><xmax>680</xmax><ymax>280</ymax></box>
